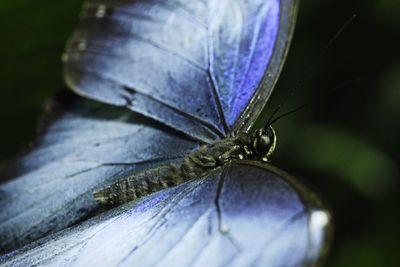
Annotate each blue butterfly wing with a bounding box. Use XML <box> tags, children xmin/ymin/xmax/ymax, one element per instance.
<box><xmin>1</xmin><ymin>0</ymin><xmax>332</xmax><ymax>265</ymax></box>
<box><xmin>63</xmin><ymin>0</ymin><xmax>297</xmax><ymax>141</ymax></box>
<box><xmin>0</xmin><ymin>91</ymin><xmax>198</xmax><ymax>253</ymax></box>
<box><xmin>0</xmin><ymin>162</ymin><xmax>330</xmax><ymax>267</ymax></box>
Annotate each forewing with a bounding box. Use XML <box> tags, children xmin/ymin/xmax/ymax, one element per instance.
<box><xmin>0</xmin><ymin>162</ymin><xmax>331</xmax><ymax>267</ymax></box>
<box><xmin>0</xmin><ymin>91</ymin><xmax>198</xmax><ymax>253</ymax></box>
<box><xmin>64</xmin><ymin>0</ymin><xmax>297</xmax><ymax>141</ymax></box>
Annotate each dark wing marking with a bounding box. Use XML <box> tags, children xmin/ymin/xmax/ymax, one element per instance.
<box><xmin>0</xmin><ymin>91</ymin><xmax>199</xmax><ymax>254</ymax></box>
<box><xmin>63</xmin><ymin>0</ymin><xmax>295</xmax><ymax>140</ymax></box>
<box><xmin>0</xmin><ymin>161</ymin><xmax>331</xmax><ymax>266</ymax></box>
<box><xmin>65</xmin><ymin>65</ymin><xmax>223</xmax><ymax>143</ymax></box>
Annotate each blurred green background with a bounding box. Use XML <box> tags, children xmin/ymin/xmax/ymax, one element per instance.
<box><xmin>0</xmin><ymin>0</ymin><xmax>399</xmax><ymax>266</ymax></box>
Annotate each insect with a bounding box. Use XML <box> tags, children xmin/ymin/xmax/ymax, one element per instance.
<box><xmin>94</xmin><ymin>127</ymin><xmax>276</xmax><ymax>206</ymax></box>
<box><xmin>0</xmin><ymin>0</ymin><xmax>332</xmax><ymax>266</ymax></box>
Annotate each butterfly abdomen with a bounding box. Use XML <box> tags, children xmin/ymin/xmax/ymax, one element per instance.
<box><xmin>93</xmin><ymin>133</ymin><xmax>275</xmax><ymax>207</ymax></box>
<box><xmin>93</xmin><ymin>166</ymin><xmax>181</xmax><ymax>206</ymax></box>
<box><xmin>93</xmin><ymin>144</ymin><xmax>226</xmax><ymax>207</ymax></box>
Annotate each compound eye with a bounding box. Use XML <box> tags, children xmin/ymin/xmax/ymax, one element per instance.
<box><xmin>255</xmin><ymin>134</ymin><xmax>271</xmax><ymax>155</ymax></box>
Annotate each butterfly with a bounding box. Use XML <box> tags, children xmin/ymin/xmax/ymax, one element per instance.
<box><xmin>0</xmin><ymin>0</ymin><xmax>331</xmax><ymax>266</ymax></box>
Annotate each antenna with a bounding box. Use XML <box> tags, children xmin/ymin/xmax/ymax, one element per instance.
<box><xmin>267</xmin><ymin>103</ymin><xmax>309</xmax><ymax>127</ymax></box>
<box><xmin>265</xmin><ymin>78</ymin><xmax>361</xmax><ymax>128</ymax></box>
<box><xmin>266</xmin><ymin>14</ymin><xmax>358</xmax><ymax>126</ymax></box>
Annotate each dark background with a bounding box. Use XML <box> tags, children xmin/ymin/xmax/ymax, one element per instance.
<box><xmin>0</xmin><ymin>0</ymin><xmax>399</xmax><ymax>266</ymax></box>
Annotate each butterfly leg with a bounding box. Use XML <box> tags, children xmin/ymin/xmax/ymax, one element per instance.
<box><xmin>218</xmin><ymin>145</ymin><xmax>245</xmax><ymax>163</ymax></box>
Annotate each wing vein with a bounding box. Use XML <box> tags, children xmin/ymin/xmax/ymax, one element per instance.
<box><xmin>66</xmin><ymin>65</ymin><xmax>224</xmax><ymax>140</ymax></box>
<box><xmin>0</xmin><ymin>157</ymin><xmax>182</xmax><ymax>226</ymax></box>
<box><xmin>117</xmin><ymin>179</ymin><xmax>206</xmax><ymax>266</ymax></box>
<box><xmin>69</xmin><ymin>31</ymin><xmax>206</xmax><ymax>71</ymax></box>
<box><xmin>207</xmin><ymin>26</ymin><xmax>229</xmax><ymax>134</ymax></box>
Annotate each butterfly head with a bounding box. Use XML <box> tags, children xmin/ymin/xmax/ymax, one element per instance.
<box><xmin>250</xmin><ymin>126</ymin><xmax>276</xmax><ymax>162</ymax></box>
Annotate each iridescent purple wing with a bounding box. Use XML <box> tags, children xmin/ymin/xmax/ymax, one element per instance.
<box><xmin>0</xmin><ymin>92</ymin><xmax>198</xmax><ymax>253</ymax></box>
<box><xmin>0</xmin><ymin>162</ymin><xmax>331</xmax><ymax>267</ymax></box>
<box><xmin>63</xmin><ymin>0</ymin><xmax>297</xmax><ymax>142</ymax></box>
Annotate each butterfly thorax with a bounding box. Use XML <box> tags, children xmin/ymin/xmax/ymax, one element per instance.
<box><xmin>180</xmin><ymin>126</ymin><xmax>277</xmax><ymax>179</ymax></box>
